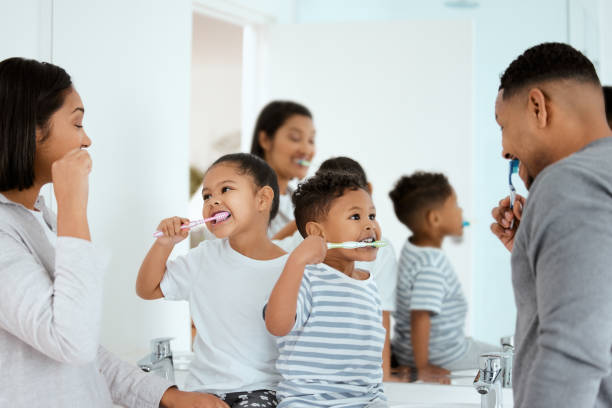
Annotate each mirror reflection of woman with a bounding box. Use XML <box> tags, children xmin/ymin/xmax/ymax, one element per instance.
<box><xmin>250</xmin><ymin>101</ymin><xmax>316</xmax><ymax>240</ymax></box>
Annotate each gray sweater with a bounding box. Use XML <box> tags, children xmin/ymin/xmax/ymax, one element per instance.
<box><xmin>512</xmin><ymin>137</ymin><xmax>612</xmax><ymax>407</ymax></box>
<box><xmin>0</xmin><ymin>193</ymin><xmax>173</xmax><ymax>407</ymax></box>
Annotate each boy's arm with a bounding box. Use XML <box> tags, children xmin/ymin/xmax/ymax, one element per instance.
<box><xmin>136</xmin><ymin>217</ymin><xmax>189</xmax><ymax>300</ymax></box>
<box><xmin>411</xmin><ymin>310</ymin><xmax>432</xmax><ymax>369</ymax></box>
<box><xmin>265</xmin><ymin>235</ymin><xmax>326</xmax><ymax>336</ymax></box>
<box><xmin>411</xmin><ymin>310</ymin><xmax>450</xmax><ymax>382</ymax></box>
<box><xmin>381</xmin><ymin>311</ymin><xmax>393</xmax><ymax>380</ymax></box>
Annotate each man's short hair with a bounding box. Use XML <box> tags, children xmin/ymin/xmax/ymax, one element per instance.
<box><xmin>499</xmin><ymin>42</ymin><xmax>600</xmax><ymax>99</ymax></box>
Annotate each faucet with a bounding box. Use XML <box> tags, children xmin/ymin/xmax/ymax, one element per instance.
<box><xmin>500</xmin><ymin>335</ymin><xmax>514</xmax><ymax>388</ymax></box>
<box><xmin>138</xmin><ymin>337</ymin><xmax>175</xmax><ymax>383</ymax></box>
<box><xmin>473</xmin><ymin>353</ymin><xmax>503</xmax><ymax>408</ymax></box>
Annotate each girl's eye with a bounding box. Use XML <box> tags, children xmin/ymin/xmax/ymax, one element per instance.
<box><xmin>221</xmin><ymin>186</ymin><xmax>231</xmax><ymax>193</ymax></box>
<box><xmin>289</xmin><ymin>133</ymin><xmax>301</xmax><ymax>142</ymax></box>
<box><xmin>369</xmin><ymin>214</ymin><xmax>376</xmax><ymax>220</ymax></box>
<box><xmin>75</xmin><ymin>125</ymin><xmax>83</xmax><ymax>129</ymax></box>
<box><xmin>203</xmin><ymin>194</ymin><xmax>211</xmax><ymax>201</ymax></box>
<box><xmin>350</xmin><ymin>214</ymin><xmax>360</xmax><ymax>220</ymax></box>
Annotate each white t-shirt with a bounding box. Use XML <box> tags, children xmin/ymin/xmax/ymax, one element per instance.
<box><xmin>160</xmin><ymin>238</ymin><xmax>289</xmax><ymax>394</ymax></box>
<box><xmin>274</xmin><ymin>232</ymin><xmax>398</xmax><ymax>312</ymax></box>
<box><xmin>29</xmin><ymin>209</ymin><xmax>57</xmax><ymax>247</ymax></box>
<box><xmin>268</xmin><ymin>192</ymin><xmax>294</xmax><ymax>238</ymax></box>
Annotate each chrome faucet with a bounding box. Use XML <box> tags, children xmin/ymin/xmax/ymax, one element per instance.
<box><xmin>138</xmin><ymin>337</ymin><xmax>175</xmax><ymax>383</ymax></box>
<box><xmin>500</xmin><ymin>335</ymin><xmax>514</xmax><ymax>388</ymax></box>
<box><xmin>473</xmin><ymin>353</ymin><xmax>503</xmax><ymax>408</ymax></box>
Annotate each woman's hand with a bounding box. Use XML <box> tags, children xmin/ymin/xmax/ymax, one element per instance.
<box><xmin>155</xmin><ymin>217</ymin><xmax>190</xmax><ymax>247</ymax></box>
<box><xmin>160</xmin><ymin>388</ymin><xmax>230</xmax><ymax>408</ymax></box>
<box><xmin>52</xmin><ymin>148</ymin><xmax>93</xmax><ymax>240</ymax></box>
<box><xmin>490</xmin><ymin>194</ymin><xmax>526</xmax><ymax>252</ymax></box>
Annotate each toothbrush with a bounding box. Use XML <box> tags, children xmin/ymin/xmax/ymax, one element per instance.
<box><xmin>295</xmin><ymin>159</ymin><xmax>311</xmax><ymax>167</ymax></box>
<box><xmin>327</xmin><ymin>240</ymin><xmax>387</xmax><ymax>249</ymax></box>
<box><xmin>153</xmin><ymin>211</ymin><xmax>230</xmax><ymax>237</ymax></box>
<box><xmin>508</xmin><ymin>159</ymin><xmax>519</xmax><ymax>229</ymax></box>
<box><xmin>462</xmin><ymin>221</ymin><xmax>470</xmax><ymax>228</ymax></box>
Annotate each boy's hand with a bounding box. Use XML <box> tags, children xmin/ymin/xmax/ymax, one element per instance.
<box><xmin>417</xmin><ymin>364</ymin><xmax>451</xmax><ymax>385</ymax></box>
<box><xmin>292</xmin><ymin>235</ymin><xmax>327</xmax><ymax>265</ymax></box>
<box><xmin>161</xmin><ymin>388</ymin><xmax>230</xmax><ymax>408</ymax></box>
<box><xmin>156</xmin><ymin>217</ymin><xmax>190</xmax><ymax>246</ymax></box>
<box><xmin>490</xmin><ymin>194</ymin><xmax>526</xmax><ymax>252</ymax></box>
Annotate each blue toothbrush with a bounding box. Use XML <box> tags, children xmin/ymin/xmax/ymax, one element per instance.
<box><xmin>508</xmin><ymin>159</ymin><xmax>519</xmax><ymax>229</ymax></box>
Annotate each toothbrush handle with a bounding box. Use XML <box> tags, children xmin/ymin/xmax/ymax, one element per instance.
<box><xmin>153</xmin><ymin>218</ymin><xmax>210</xmax><ymax>237</ymax></box>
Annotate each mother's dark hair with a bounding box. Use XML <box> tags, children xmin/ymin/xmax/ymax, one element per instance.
<box><xmin>0</xmin><ymin>57</ymin><xmax>72</xmax><ymax>191</ymax></box>
<box><xmin>249</xmin><ymin>100</ymin><xmax>312</xmax><ymax>160</ymax></box>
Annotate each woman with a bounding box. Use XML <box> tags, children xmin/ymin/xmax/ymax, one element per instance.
<box><xmin>250</xmin><ymin>101</ymin><xmax>316</xmax><ymax>239</ymax></box>
<box><xmin>0</xmin><ymin>57</ymin><xmax>229</xmax><ymax>408</ymax></box>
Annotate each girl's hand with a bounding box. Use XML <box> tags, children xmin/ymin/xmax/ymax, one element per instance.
<box><xmin>155</xmin><ymin>216</ymin><xmax>190</xmax><ymax>246</ymax></box>
<box><xmin>160</xmin><ymin>388</ymin><xmax>230</xmax><ymax>408</ymax></box>
<box><xmin>52</xmin><ymin>148</ymin><xmax>92</xmax><ymax>214</ymax></box>
<box><xmin>292</xmin><ymin>235</ymin><xmax>327</xmax><ymax>265</ymax></box>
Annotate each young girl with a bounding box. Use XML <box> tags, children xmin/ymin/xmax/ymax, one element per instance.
<box><xmin>136</xmin><ymin>153</ymin><xmax>288</xmax><ymax>408</ymax></box>
<box><xmin>250</xmin><ymin>101</ymin><xmax>316</xmax><ymax>240</ymax></box>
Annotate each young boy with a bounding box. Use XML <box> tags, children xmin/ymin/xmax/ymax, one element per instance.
<box><xmin>273</xmin><ymin>156</ymin><xmax>400</xmax><ymax>381</ymax></box>
<box><xmin>389</xmin><ymin>172</ymin><xmax>496</xmax><ymax>381</ymax></box>
<box><xmin>265</xmin><ymin>171</ymin><xmax>388</xmax><ymax>407</ymax></box>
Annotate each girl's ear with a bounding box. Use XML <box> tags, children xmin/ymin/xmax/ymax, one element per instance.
<box><xmin>305</xmin><ymin>221</ymin><xmax>325</xmax><ymax>239</ymax></box>
<box><xmin>256</xmin><ymin>185</ymin><xmax>275</xmax><ymax>213</ymax></box>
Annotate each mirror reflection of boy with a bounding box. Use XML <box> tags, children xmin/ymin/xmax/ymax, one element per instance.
<box><xmin>389</xmin><ymin>172</ymin><xmax>497</xmax><ymax>383</ymax></box>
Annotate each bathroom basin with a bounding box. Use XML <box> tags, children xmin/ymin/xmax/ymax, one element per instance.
<box><xmin>390</xmin><ymin>404</ymin><xmax>477</xmax><ymax>408</ymax></box>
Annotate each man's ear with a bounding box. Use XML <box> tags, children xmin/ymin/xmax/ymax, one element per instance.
<box><xmin>527</xmin><ymin>87</ymin><xmax>549</xmax><ymax>129</ymax></box>
<box><xmin>256</xmin><ymin>186</ymin><xmax>274</xmax><ymax>213</ymax></box>
<box><xmin>305</xmin><ymin>221</ymin><xmax>325</xmax><ymax>239</ymax></box>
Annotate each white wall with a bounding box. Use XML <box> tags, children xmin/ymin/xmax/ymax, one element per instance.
<box><xmin>295</xmin><ymin>0</ymin><xmax>568</xmax><ymax>343</ymax></box>
<box><xmin>0</xmin><ymin>0</ymin><xmax>52</xmax><ymax>61</ymax></box>
<box><xmin>190</xmin><ymin>14</ymin><xmax>243</xmax><ymax>171</ymax></box>
<box><xmin>49</xmin><ymin>0</ymin><xmax>193</xmax><ymax>360</ymax></box>
<box><xmin>600</xmin><ymin>0</ymin><xmax>612</xmax><ymax>84</ymax></box>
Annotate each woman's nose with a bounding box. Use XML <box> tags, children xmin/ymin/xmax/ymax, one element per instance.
<box><xmin>82</xmin><ymin>131</ymin><xmax>92</xmax><ymax>148</ymax></box>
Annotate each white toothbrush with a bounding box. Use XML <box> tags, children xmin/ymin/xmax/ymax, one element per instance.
<box><xmin>153</xmin><ymin>211</ymin><xmax>230</xmax><ymax>237</ymax></box>
<box><xmin>327</xmin><ymin>240</ymin><xmax>387</xmax><ymax>249</ymax></box>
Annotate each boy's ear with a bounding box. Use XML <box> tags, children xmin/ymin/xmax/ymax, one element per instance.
<box><xmin>366</xmin><ymin>182</ymin><xmax>373</xmax><ymax>195</ymax></box>
<box><xmin>305</xmin><ymin>221</ymin><xmax>325</xmax><ymax>238</ymax></box>
<box><xmin>425</xmin><ymin>209</ymin><xmax>440</xmax><ymax>228</ymax></box>
<box><xmin>256</xmin><ymin>186</ymin><xmax>274</xmax><ymax>213</ymax></box>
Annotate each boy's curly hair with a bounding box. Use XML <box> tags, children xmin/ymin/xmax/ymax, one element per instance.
<box><xmin>389</xmin><ymin>172</ymin><xmax>452</xmax><ymax>230</ymax></box>
<box><xmin>293</xmin><ymin>171</ymin><xmax>365</xmax><ymax>237</ymax></box>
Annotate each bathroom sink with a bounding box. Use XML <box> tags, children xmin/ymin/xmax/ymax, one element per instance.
<box><xmin>390</xmin><ymin>404</ymin><xmax>477</xmax><ymax>408</ymax></box>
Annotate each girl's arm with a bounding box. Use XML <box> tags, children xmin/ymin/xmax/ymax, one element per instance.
<box><xmin>136</xmin><ymin>217</ymin><xmax>189</xmax><ymax>300</ymax></box>
<box><xmin>265</xmin><ymin>235</ymin><xmax>326</xmax><ymax>336</ymax></box>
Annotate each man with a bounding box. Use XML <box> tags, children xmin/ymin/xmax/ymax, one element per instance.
<box><xmin>490</xmin><ymin>43</ymin><xmax>612</xmax><ymax>407</ymax></box>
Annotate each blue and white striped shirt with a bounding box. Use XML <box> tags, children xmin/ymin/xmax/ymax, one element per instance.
<box><xmin>392</xmin><ymin>239</ymin><xmax>468</xmax><ymax>367</ymax></box>
<box><xmin>275</xmin><ymin>263</ymin><xmax>387</xmax><ymax>407</ymax></box>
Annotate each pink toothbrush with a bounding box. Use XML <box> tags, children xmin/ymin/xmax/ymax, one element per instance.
<box><xmin>153</xmin><ymin>211</ymin><xmax>230</xmax><ymax>237</ymax></box>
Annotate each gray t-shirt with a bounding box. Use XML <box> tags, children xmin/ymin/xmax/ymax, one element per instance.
<box><xmin>512</xmin><ymin>137</ymin><xmax>612</xmax><ymax>408</ymax></box>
